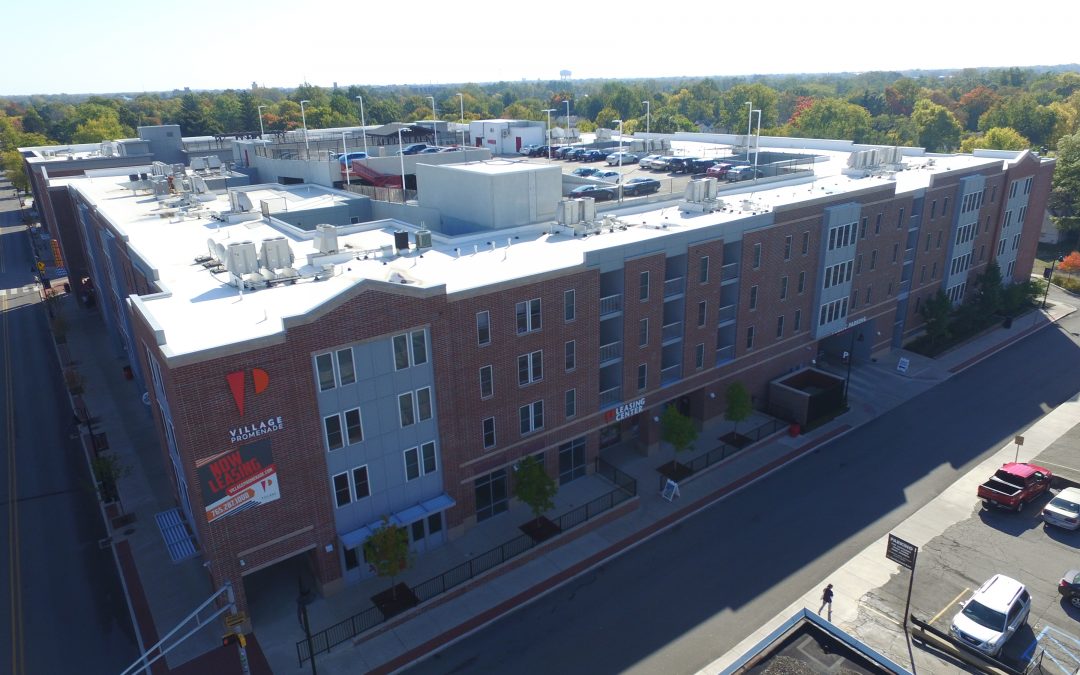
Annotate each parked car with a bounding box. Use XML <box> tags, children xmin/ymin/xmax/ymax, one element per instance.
<box><xmin>582</xmin><ymin>149</ymin><xmax>608</xmax><ymax>162</ymax></box>
<box><xmin>1058</xmin><ymin>570</ymin><xmax>1080</xmax><ymax>608</ymax></box>
<box><xmin>1043</xmin><ymin>487</ymin><xmax>1080</xmax><ymax>530</ymax></box>
<box><xmin>571</xmin><ymin>167</ymin><xmax>600</xmax><ymax>178</ymax></box>
<box><xmin>554</xmin><ymin>146</ymin><xmax>579</xmax><ymax>159</ymax></box>
<box><xmin>519</xmin><ymin>144</ymin><xmax>540</xmax><ymax>156</ymax></box>
<box><xmin>336</xmin><ymin>151</ymin><xmax>369</xmax><ymax>165</ymax></box>
<box><xmin>400</xmin><ymin>143</ymin><xmax>428</xmax><ymax>155</ymax></box>
<box><xmin>706</xmin><ymin>163</ymin><xmax>734</xmax><ymax>179</ymax></box>
<box><xmin>569</xmin><ymin>185</ymin><xmax>617</xmax><ymax>201</ymax></box>
<box><xmin>727</xmin><ymin>166</ymin><xmax>764</xmax><ymax>182</ymax></box>
<box><xmin>691</xmin><ymin>158</ymin><xmax>723</xmax><ymax>173</ymax></box>
<box><xmin>529</xmin><ymin>145</ymin><xmax>553</xmax><ymax>157</ymax></box>
<box><xmin>568</xmin><ymin>148</ymin><xmax>592</xmax><ymax>161</ymax></box>
<box><xmin>978</xmin><ymin>462</ymin><xmax>1053</xmax><ymax>512</ymax></box>
<box><xmin>648</xmin><ymin>156</ymin><xmax>677</xmax><ymax>171</ymax></box>
<box><xmin>622</xmin><ymin>177</ymin><xmax>661</xmax><ymax>196</ymax></box>
<box><xmin>438</xmin><ymin>146</ymin><xmax>461</xmax><ymax>152</ymax></box>
<box><xmin>638</xmin><ymin>154</ymin><xmax>661</xmax><ymax>168</ymax></box>
<box><xmin>593</xmin><ymin>170</ymin><xmax>621</xmax><ymax>183</ymax></box>
<box><xmin>606</xmin><ymin>151</ymin><xmax>639</xmax><ymax>166</ymax></box>
<box><xmin>950</xmin><ymin>574</ymin><xmax>1031</xmax><ymax>657</ymax></box>
<box><xmin>668</xmin><ymin>157</ymin><xmax>700</xmax><ymax>173</ymax></box>
<box><xmin>418</xmin><ymin>147</ymin><xmax>443</xmax><ymax>154</ymax></box>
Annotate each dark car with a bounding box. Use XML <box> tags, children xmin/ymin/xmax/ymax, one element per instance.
<box><xmin>621</xmin><ymin>177</ymin><xmax>661</xmax><ymax>196</ymax></box>
<box><xmin>706</xmin><ymin>163</ymin><xmax>734</xmax><ymax>179</ymax></box>
<box><xmin>1059</xmin><ymin>570</ymin><xmax>1080</xmax><ymax>608</ymax></box>
<box><xmin>727</xmin><ymin>166</ymin><xmax>764</xmax><ymax>182</ymax></box>
<box><xmin>582</xmin><ymin>149</ymin><xmax>608</xmax><ymax>162</ymax></box>
<box><xmin>668</xmin><ymin>157</ymin><xmax>700</xmax><ymax>173</ymax></box>
<box><xmin>569</xmin><ymin>185</ymin><xmax>617</xmax><ymax>201</ymax></box>
<box><xmin>529</xmin><ymin>145</ymin><xmax>552</xmax><ymax>157</ymax></box>
<box><xmin>568</xmin><ymin>148</ymin><xmax>591</xmax><ymax>161</ymax></box>
<box><xmin>553</xmin><ymin>146</ymin><xmax>574</xmax><ymax>159</ymax></box>
<box><xmin>401</xmin><ymin>143</ymin><xmax>428</xmax><ymax>155</ymax></box>
<box><xmin>691</xmin><ymin>158</ymin><xmax>723</xmax><ymax>173</ymax></box>
<box><xmin>571</xmin><ymin>167</ymin><xmax>600</xmax><ymax>178</ymax></box>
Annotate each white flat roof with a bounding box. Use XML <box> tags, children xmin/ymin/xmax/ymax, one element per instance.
<box><xmin>60</xmin><ymin>141</ymin><xmax>1020</xmax><ymax>360</ymax></box>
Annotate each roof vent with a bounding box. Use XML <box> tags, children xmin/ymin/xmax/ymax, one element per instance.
<box><xmin>315</xmin><ymin>225</ymin><xmax>339</xmax><ymax>254</ymax></box>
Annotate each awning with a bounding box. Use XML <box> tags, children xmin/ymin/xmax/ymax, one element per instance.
<box><xmin>339</xmin><ymin>493</ymin><xmax>458</xmax><ymax>548</ymax></box>
<box><xmin>421</xmin><ymin>493</ymin><xmax>456</xmax><ymax>514</ymax></box>
<box><xmin>392</xmin><ymin>504</ymin><xmax>428</xmax><ymax>526</ymax></box>
<box><xmin>339</xmin><ymin>524</ymin><xmax>372</xmax><ymax>550</ymax></box>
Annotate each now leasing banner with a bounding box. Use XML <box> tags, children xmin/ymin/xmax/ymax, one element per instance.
<box><xmin>196</xmin><ymin>438</ymin><xmax>280</xmax><ymax>524</ymax></box>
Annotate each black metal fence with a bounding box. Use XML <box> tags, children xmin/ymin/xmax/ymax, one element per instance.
<box><xmin>664</xmin><ymin>418</ymin><xmax>788</xmax><ymax>488</ymax></box>
<box><xmin>297</xmin><ymin>478</ymin><xmax>638</xmax><ymax>665</ymax></box>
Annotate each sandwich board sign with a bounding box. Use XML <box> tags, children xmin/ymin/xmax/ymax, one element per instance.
<box><xmin>661</xmin><ymin>479</ymin><xmax>680</xmax><ymax>502</ymax></box>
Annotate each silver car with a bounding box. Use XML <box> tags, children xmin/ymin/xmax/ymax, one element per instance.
<box><xmin>607</xmin><ymin>152</ymin><xmax>639</xmax><ymax>166</ymax></box>
<box><xmin>1043</xmin><ymin>487</ymin><xmax>1080</xmax><ymax>530</ymax></box>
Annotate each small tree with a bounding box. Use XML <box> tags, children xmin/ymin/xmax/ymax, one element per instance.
<box><xmin>920</xmin><ymin>290</ymin><xmax>952</xmax><ymax>346</ymax></box>
<box><xmin>363</xmin><ymin>516</ymin><xmax>412</xmax><ymax>600</ymax></box>
<box><xmin>91</xmin><ymin>453</ymin><xmax>131</xmax><ymax>508</ymax></box>
<box><xmin>725</xmin><ymin>382</ymin><xmax>753</xmax><ymax>435</ymax></box>
<box><xmin>514</xmin><ymin>455</ymin><xmax>557</xmax><ymax>526</ymax></box>
<box><xmin>972</xmin><ymin>260</ymin><xmax>1003</xmax><ymax>318</ymax></box>
<box><xmin>661</xmin><ymin>404</ymin><xmax>697</xmax><ymax>471</ymax></box>
<box><xmin>1059</xmin><ymin>251</ymin><xmax>1080</xmax><ymax>275</ymax></box>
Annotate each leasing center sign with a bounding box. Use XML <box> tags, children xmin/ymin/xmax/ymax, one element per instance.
<box><xmin>196</xmin><ymin>438</ymin><xmax>280</xmax><ymax>523</ymax></box>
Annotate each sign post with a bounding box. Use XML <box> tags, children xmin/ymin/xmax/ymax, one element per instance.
<box><xmin>886</xmin><ymin>533</ymin><xmax>918</xmax><ymax>674</ymax></box>
<box><xmin>1013</xmin><ymin>435</ymin><xmax>1025</xmax><ymax>463</ymax></box>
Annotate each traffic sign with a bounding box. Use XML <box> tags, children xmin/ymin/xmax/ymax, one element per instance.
<box><xmin>225</xmin><ymin>612</ymin><xmax>248</xmax><ymax>627</ymax></box>
<box><xmin>36</xmin><ymin>261</ymin><xmax>45</xmax><ymax>272</ymax></box>
<box><xmin>886</xmin><ymin>533</ymin><xmax>917</xmax><ymax>570</ymax></box>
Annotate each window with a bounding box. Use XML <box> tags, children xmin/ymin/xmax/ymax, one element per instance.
<box><xmin>985</xmin><ymin>215</ymin><xmax>991</xmax><ymax>233</ymax></box>
<box><xmin>475</xmin><ymin>469</ymin><xmax>508</xmax><ymax>522</ymax></box>
<box><xmin>699</xmin><ymin>256</ymin><xmax>710</xmax><ymax>283</ymax></box>
<box><xmin>891</xmin><ymin>242</ymin><xmax>899</xmax><ymax>263</ymax></box>
<box><xmin>638</xmin><ymin>318</ymin><xmax>649</xmax><ymax>347</ymax></box>
<box><xmin>870</xmin><ymin>250</ymin><xmax>877</xmax><ymax>271</ymax></box>
<box><xmin>827</xmin><ymin>222</ymin><xmax>855</xmax><ymax>251</ymax></box>
<box><xmin>798</xmin><ymin>271</ymin><xmax>806</xmax><ymax>294</ymax></box>
<box><xmin>558</xmin><ymin>438</ymin><xmax>587</xmax><ymax>485</ymax></box>
<box><xmin>752</xmin><ymin>243</ymin><xmax>762</xmax><ymax>269</ymax></box>
<box><xmin>411</xmin><ymin>520</ymin><xmax>425</xmax><ymax>543</ymax></box>
<box><xmin>801</xmin><ymin>231</ymin><xmax>810</xmax><ymax>255</ymax></box>
<box><xmin>344</xmin><ymin>546</ymin><xmax>360</xmax><ymax>571</ymax></box>
<box><xmin>930</xmin><ymin>200</ymin><xmax>937</xmax><ymax>219</ymax></box>
<box><xmin>860</xmin><ymin>217</ymin><xmax>867</xmax><ymax>239</ymax></box>
<box><xmin>428</xmin><ymin>512</ymin><xmax>442</xmax><ymax>536</ymax></box>
<box><xmin>745</xmin><ymin>326</ymin><xmax>755</xmax><ymax>349</ymax></box>
<box><xmin>856</xmin><ymin>254</ymin><xmax>862</xmax><ymax>274</ymax></box>
<box><xmin>780</xmin><ymin>276</ymin><xmax>788</xmax><ymax>300</ymax></box>
<box><xmin>565</xmin><ymin>341</ymin><xmax>576</xmax><ymax>371</ymax></box>
<box><xmin>517</xmin><ymin>350</ymin><xmax>543</xmax><ymax>385</ymax></box>
<box><xmin>565</xmin><ymin>389</ymin><xmax>576</xmax><ymax>418</ymax></box>
<box><xmin>697</xmin><ymin>300</ymin><xmax>707</xmax><ymax>327</ymax></box>
<box><xmin>336</xmin><ymin>349</ymin><xmax>355</xmax><ymax>386</ymax></box>
<box><xmin>637</xmin><ymin>364</ymin><xmax>647</xmax><ymax>390</ymax></box>
<box><xmin>851</xmin><ymin>290</ymin><xmax>858</xmax><ymax>309</ymax></box>
<box><xmin>991</xmin><ymin>185</ymin><xmax>997</xmax><ymax>203</ymax></box>
<box><xmin>476</xmin><ymin>310</ymin><xmax>491</xmax><ymax>345</ymax></box>
<box><xmin>479</xmin><ymin>365</ymin><xmax>493</xmax><ymax>398</ymax></box>
<box><xmin>749</xmin><ymin>285</ymin><xmax>758</xmax><ymax>310</ymax></box>
<box><xmin>398</xmin><ymin>392</ymin><xmax>415</xmax><ymax>427</ymax></box>
<box><xmin>823</xmin><ymin>260</ymin><xmax>853</xmax><ymax>289</ymax></box>
<box><xmin>482</xmin><ymin>417</ymin><xmax>496</xmax><ymax>449</ymax></box>
<box><xmin>865</xmin><ymin>285</ymin><xmax>873</xmax><ymax>304</ymax></box>
<box><xmin>324</xmin><ymin>414</ymin><xmax>344</xmax><ymax>451</ymax></box>
<box><xmin>1024</xmin><ymin>176</ymin><xmax>1032</xmax><ymax>194</ymax></box>
<box><xmin>943</xmin><ymin>196</ymin><xmax>949</xmax><ymax>214</ymax></box>
<box><xmin>410</xmin><ymin>332</ymin><xmax>427</xmax><ymax>366</ymax></box>
<box><xmin>897</xmin><ymin>207</ymin><xmax>905</xmax><ymax>228</ymax></box>
<box><xmin>783</xmin><ymin>235</ymin><xmax>792</xmax><ymax>260</ymax></box>
<box><xmin>920</xmin><ymin>265</ymin><xmax>926</xmax><ymax>283</ymax></box>
<box><xmin>417</xmin><ymin>387</ymin><xmax>432</xmax><ymax>421</ymax></box>
<box><xmin>776</xmin><ymin>315</ymin><xmax>785</xmax><ymax>339</ymax></box>
<box><xmin>639</xmin><ymin>271</ymin><xmax>650</xmax><ymax>301</ymax></box>
<box><xmin>818</xmin><ymin>298</ymin><xmax>849</xmax><ymax>326</ymax></box>
<box><xmin>794</xmin><ymin>309</ymin><xmax>802</xmax><ymax>332</ymax></box>
<box><xmin>695</xmin><ymin>343</ymin><xmax>705</xmax><ymax>369</ymax></box>
<box><xmin>393</xmin><ymin>331</ymin><xmax>427</xmax><ymax>370</ymax></box>
<box><xmin>516</xmin><ymin>298</ymin><xmax>542</xmax><ymax>334</ymax></box>
<box><xmin>316</xmin><ymin>353</ymin><xmax>335</xmax><ymax>391</ymax></box>
<box><xmin>404</xmin><ymin>447</ymin><xmax>420</xmax><ymax>481</ymax></box>
<box><xmin>333</xmin><ymin>472</ymin><xmax>351</xmax><ymax>507</ymax></box>
<box><xmin>979</xmin><ymin>244</ymin><xmax>985</xmax><ymax>261</ymax></box>
<box><xmin>519</xmin><ymin>401</ymin><xmax>544</xmax><ymax>435</ymax></box>
<box><xmin>421</xmin><ymin>441</ymin><xmax>437</xmax><ymax>474</ymax></box>
<box><xmin>352</xmin><ymin>465</ymin><xmax>370</xmax><ymax>500</ymax></box>
<box><xmin>564</xmin><ymin>289</ymin><xmax>576</xmax><ymax>322</ymax></box>
<box><xmin>931</xmin><ymin>261</ymin><xmax>937</xmax><ymax>279</ymax></box>
<box><xmin>875</xmin><ymin>213</ymin><xmax>882</xmax><ymax>234</ymax></box>
<box><xmin>393</xmin><ymin>334</ymin><xmax>410</xmax><ymax>370</ymax></box>
<box><xmin>936</xmin><ymin>230</ymin><xmax>942</xmax><ymax>248</ymax></box>
<box><xmin>925</xmin><ymin>233</ymin><xmax>931</xmax><ymax>252</ymax></box>
<box><xmin>344</xmin><ymin>408</ymin><xmax>363</xmax><ymax>445</ymax></box>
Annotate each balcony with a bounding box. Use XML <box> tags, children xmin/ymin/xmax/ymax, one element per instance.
<box><xmin>717</xmin><ymin>304</ymin><xmax>736</xmax><ymax>324</ymax></box>
<box><xmin>599</xmin><ymin>386</ymin><xmax>622</xmax><ymax>409</ymax></box>
<box><xmin>663</xmin><ymin>277</ymin><xmax>684</xmax><ymax>299</ymax></box>
<box><xmin>661</xmin><ymin>321</ymin><xmax>683</xmax><ymax>343</ymax></box>
<box><xmin>600</xmin><ymin>293</ymin><xmax>623</xmax><ymax>317</ymax></box>
<box><xmin>660</xmin><ymin>364</ymin><xmax>682</xmax><ymax>385</ymax></box>
<box><xmin>598</xmin><ymin>341</ymin><xmax>623</xmax><ymax>365</ymax></box>
<box><xmin>716</xmin><ymin>345</ymin><xmax>735</xmax><ymax>364</ymax></box>
<box><xmin>721</xmin><ymin>262</ymin><xmax>740</xmax><ymax>281</ymax></box>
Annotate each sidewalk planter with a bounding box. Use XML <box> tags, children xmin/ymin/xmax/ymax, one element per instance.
<box><xmin>789</xmin><ymin>423</ymin><xmax>801</xmax><ymax>437</ymax></box>
<box><xmin>122</xmin><ymin>365</ymin><xmax>133</xmax><ymax>380</ymax></box>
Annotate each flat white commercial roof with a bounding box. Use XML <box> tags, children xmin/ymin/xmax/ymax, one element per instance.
<box><xmin>60</xmin><ymin>140</ymin><xmax>1019</xmax><ymax>360</ymax></box>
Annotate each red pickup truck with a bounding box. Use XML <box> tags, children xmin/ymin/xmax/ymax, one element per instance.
<box><xmin>978</xmin><ymin>462</ymin><xmax>1053</xmax><ymax>512</ymax></box>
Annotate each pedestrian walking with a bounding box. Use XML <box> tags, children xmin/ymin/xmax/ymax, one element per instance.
<box><xmin>819</xmin><ymin>583</ymin><xmax>834</xmax><ymax>616</ymax></box>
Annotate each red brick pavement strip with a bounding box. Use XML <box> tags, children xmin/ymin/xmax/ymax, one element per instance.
<box><xmin>116</xmin><ymin>539</ymin><xmax>170</xmax><ymax>675</ymax></box>
<box><xmin>367</xmin><ymin>424</ymin><xmax>851</xmax><ymax>675</ymax></box>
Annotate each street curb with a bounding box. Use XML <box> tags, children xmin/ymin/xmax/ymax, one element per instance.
<box><xmin>947</xmin><ymin>306</ymin><xmax>1077</xmax><ymax>374</ymax></box>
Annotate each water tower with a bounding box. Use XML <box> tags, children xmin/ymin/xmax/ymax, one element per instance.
<box><xmin>560</xmin><ymin>70</ymin><xmax>572</xmax><ymax>81</ymax></box>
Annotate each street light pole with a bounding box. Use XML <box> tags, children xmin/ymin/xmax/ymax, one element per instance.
<box><xmin>543</xmin><ymin>109</ymin><xmax>556</xmax><ymax>159</ymax></box>
<box><xmin>256</xmin><ymin>105</ymin><xmax>266</xmax><ymax>138</ymax></box>
<box><xmin>342</xmin><ymin>132</ymin><xmax>350</xmax><ymax>187</ymax></box>
<box><xmin>397</xmin><ymin>127</ymin><xmax>407</xmax><ymax>201</ymax></box>
<box><xmin>752</xmin><ymin>108</ymin><xmax>762</xmax><ymax>178</ymax></box>
<box><xmin>642</xmin><ymin>100</ymin><xmax>650</xmax><ymax>151</ymax></box>
<box><xmin>299</xmin><ymin>100</ymin><xmax>311</xmax><ymax>151</ymax></box>
<box><xmin>745</xmin><ymin>101</ymin><xmax>753</xmax><ymax>161</ymax></box>
<box><xmin>564</xmin><ymin>99</ymin><xmax>571</xmax><ymax>143</ymax></box>
<box><xmin>457</xmin><ymin>93</ymin><xmax>466</xmax><ymax>149</ymax></box>
<box><xmin>1042</xmin><ymin>255</ymin><xmax>1064</xmax><ymax>308</ymax></box>
<box><xmin>614</xmin><ymin>119</ymin><xmax>624</xmax><ymax>202</ymax></box>
<box><xmin>355</xmin><ymin>96</ymin><xmax>367</xmax><ymax>154</ymax></box>
<box><xmin>842</xmin><ymin>329</ymin><xmax>862</xmax><ymax>407</ymax></box>
<box><xmin>428</xmin><ymin>96</ymin><xmax>438</xmax><ymax>148</ymax></box>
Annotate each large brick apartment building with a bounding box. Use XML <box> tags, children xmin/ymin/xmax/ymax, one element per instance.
<box><xmin>38</xmin><ymin>136</ymin><xmax>1053</xmax><ymax>612</ymax></box>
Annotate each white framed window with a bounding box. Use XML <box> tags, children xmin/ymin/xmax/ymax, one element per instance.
<box><xmin>564</xmin><ymin>289</ymin><xmax>576</xmax><ymax>322</ymax></box>
<box><xmin>344</xmin><ymin>408</ymin><xmax>363</xmax><ymax>445</ymax></box>
<box><xmin>752</xmin><ymin>242</ymin><xmax>762</xmax><ymax>268</ymax></box>
<box><xmin>393</xmin><ymin>334</ymin><xmax>410</xmax><ymax>370</ymax></box>
<box><xmin>565</xmin><ymin>341</ymin><xmax>576</xmax><ymax>371</ymax></box>
<box><xmin>565</xmin><ymin>389</ymin><xmax>576</xmax><ymax>418</ymax></box>
<box><xmin>393</xmin><ymin>330</ymin><xmax>428</xmax><ymax>370</ymax></box>
<box><xmin>421</xmin><ymin>441</ymin><xmax>437</xmax><ymax>474</ymax></box>
<box><xmin>516</xmin><ymin>298</ymin><xmax>542</xmax><ymax>334</ymax></box>
<box><xmin>482</xmin><ymin>417</ymin><xmax>496</xmax><ymax>449</ymax></box>
<box><xmin>417</xmin><ymin>387</ymin><xmax>432</xmax><ymax>421</ymax></box>
<box><xmin>398</xmin><ymin>392</ymin><xmax>415</xmax><ymax>427</ymax></box>
<box><xmin>411</xmin><ymin>330</ymin><xmax>428</xmax><ymax>366</ymax></box>
<box><xmin>699</xmin><ymin>256</ymin><xmax>710</xmax><ymax>283</ymax></box>
<box><xmin>399</xmin><ymin>387</ymin><xmax>433</xmax><ymax>426</ymax></box>
<box><xmin>794</xmin><ymin>309</ymin><xmax>802</xmax><ymax>332</ymax></box>
<box><xmin>519</xmin><ymin>401</ymin><xmax>544</xmax><ymax>435</ymax></box>
<box><xmin>316</xmin><ymin>353</ymin><xmax>336</xmax><ymax>391</ymax></box>
<box><xmin>324</xmin><ymin>414</ymin><xmax>344</xmax><ymax>451</ymax></box>
<box><xmin>783</xmin><ymin>235</ymin><xmax>792</xmax><ymax>260</ymax></box>
<box><xmin>746</xmin><ymin>326</ymin><xmax>755</xmax><ymax>350</ymax></box>
<box><xmin>695</xmin><ymin>343</ymin><xmax>705</xmax><ymax>369</ymax></box>
<box><xmin>352</xmin><ymin>465</ymin><xmax>370</xmax><ymax>500</ymax></box>
<box><xmin>336</xmin><ymin>348</ymin><xmax>355</xmax><ymax>386</ymax></box>
<box><xmin>638</xmin><ymin>318</ymin><xmax>649</xmax><ymax>347</ymax></box>
<box><xmin>776</xmin><ymin>315</ymin><xmax>785</xmax><ymax>339</ymax></box>
<box><xmin>637</xmin><ymin>363</ymin><xmax>647</xmax><ymax>390</ymax></box>
<box><xmin>477</xmin><ymin>310</ymin><xmax>491</xmax><ymax>346</ymax></box>
<box><xmin>333</xmin><ymin>472</ymin><xmax>351</xmax><ymax>507</ymax></box>
<box><xmin>479</xmin><ymin>365</ymin><xmax>494</xmax><ymax>399</ymax></box>
<box><xmin>697</xmin><ymin>300</ymin><xmax>707</xmax><ymax>327</ymax></box>
<box><xmin>749</xmin><ymin>285</ymin><xmax>758</xmax><ymax>310</ymax></box>
<box><xmin>780</xmin><ymin>276</ymin><xmax>788</xmax><ymax>300</ymax></box>
<box><xmin>517</xmin><ymin>350</ymin><xmax>543</xmax><ymax>385</ymax></box>
<box><xmin>404</xmin><ymin>447</ymin><xmax>420</xmax><ymax>481</ymax></box>
<box><xmin>639</xmin><ymin>271</ymin><xmax>650</xmax><ymax>301</ymax></box>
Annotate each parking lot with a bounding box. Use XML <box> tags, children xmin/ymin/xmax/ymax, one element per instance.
<box><xmin>862</xmin><ymin>422</ymin><xmax>1080</xmax><ymax>672</ymax></box>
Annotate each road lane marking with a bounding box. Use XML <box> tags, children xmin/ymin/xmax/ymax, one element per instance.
<box><xmin>860</xmin><ymin>601</ymin><xmax>902</xmax><ymax>627</ymax></box>
<box><xmin>930</xmin><ymin>588</ymin><xmax>969</xmax><ymax>626</ymax></box>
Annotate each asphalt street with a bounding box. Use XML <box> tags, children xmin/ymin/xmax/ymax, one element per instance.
<box><xmin>0</xmin><ymin>180</ymin><xmax>137</xmax><ymax>674</ymax></box>
<box><xmin>404</xmin><ymin>301</ymin><xmax>1080</xmax><ymax>675</ymax></box>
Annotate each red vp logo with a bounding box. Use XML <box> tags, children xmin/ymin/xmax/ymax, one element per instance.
<box><xmin>226</xmin><ymin>368</ymin><xmax>269</xmax><ymax>416</ymax></box>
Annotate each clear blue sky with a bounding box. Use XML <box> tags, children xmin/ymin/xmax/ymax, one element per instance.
<box><xmin>6</xmin><ymin>0</ymin><xmax>1078</xmax><ymax>96</ymax></box>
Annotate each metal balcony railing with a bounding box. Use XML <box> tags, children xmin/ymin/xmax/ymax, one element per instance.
<box><xmin>599</xmin><ymin>386</ymin><xmax>622</xmax><ymax>409</ymax></box>
<box><xmin>717</xmin><ymin>304</ymin><xmax>736</xmax><ymax>323</ymax></box>
<box><xmin>716</xmin><ymin>345</ymin><xmax>735</xmax><ymax>363</ymax></box>
<box><xmin>721</xmin><ymin>262</ymin><xmax>740</xmax><ymax>281</ymax></box>
<box><xmin>660</xmin><ymin>364</ymin><xmax>682</xmax><ymax>385</ymax></box>
<box><xmin>661</xmin><ymin>321</ymin><xmax>683</xmax><ymax>343</ymax></box>
<box><xmin>599</xmin><ymin>293</ymin><xmax>623</xmax><ymax>316</ymax></box>
<box><xmin>598</xmin><ymin>341</ymin><xmax>623</xmax><ymax>364</ymax></box>
<box><xmin>663</xmin><ymin>277</ymin><xmax>684</xmax><ymax>298</ymax></box>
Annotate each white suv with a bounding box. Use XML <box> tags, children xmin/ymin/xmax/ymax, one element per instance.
<box><xmin>950</xmin><ymin>574</ymin><xmax>1030</xmax><ymax>657</ymax></box>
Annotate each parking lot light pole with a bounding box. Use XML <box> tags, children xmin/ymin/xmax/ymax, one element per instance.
<box><xmin>1043</xmin><ymin>255</ymin><xmax>1064</xmax><ymax>308</ymax></box>
<box><xmin>355</xmin><ymin>96</ymin><xmax>368</xmax><ymax>154</ymax></box>
<box><xmin>543</xmin><ymin>109</ymin><xmax>556</xmax><ymax>159</ymax></box>
<box><xmin>299</xmin><ymin>100</ymin><xmax>311</xmax><ymax>151</ymax></box>
<box><xmin>458</xmin><ymin>93</ymin><xmax>466</xmax><ymax>148</ymax></box>
<box><xmin>614</xmin><ymin>119</ymin><xmax>624</xmax><ymax>202</ymax></box>
<box><xmin>256</xmin><ymin>105</ymin><xmax>266</xmax><ymax>138</ymax></box>
<box><xmin>745</xmin><ymin>101</ymin><xmax>753</xmax><ymax>160</ymax></box>
<box><xmin>428</xmin><ymin>96</ymin><xmax>438</xmax><ymax>147</ymax></box>
<box><xmin>564</xmin><ymin>99</ymin><xmax>571</xmax><ymax>142</ymax></box>
<box><xmin>642</xmin><ymin>100</ymin><xmax>650</xmax><ymax>150</ymax></box>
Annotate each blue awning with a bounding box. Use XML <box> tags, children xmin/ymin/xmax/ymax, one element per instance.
<box><xmin>339</xmin><ymin>524</ymin><xmax>372</xmax><ymax>550</ymax></box>
<box><xmin>421</xmin><ymin>493</ymin><xmax>456</xmax><ymax>514</ymax></box>
<box><xmin>392</xmin><ymin>504</ymin><xmax>428</xmax><ymax>526</ymax></box>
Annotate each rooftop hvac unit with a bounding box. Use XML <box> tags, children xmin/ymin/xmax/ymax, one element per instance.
<box><xmin>190</xmin><ymin>157</ymin><xmax>208</xmax><ymax>171</ymax></box>
<box><xmin>230</xmin><ymin>191</ymin><xmax>254</xmax><ymax>212</ymax></box>
<box><xmin>151</xmin><ymin>161</ymin><xmax>169</xmax><ymax>176</ymax></box>
<box><xmin>99</xmin><ymin>143</ymin><xmax>114</xmax><ymax>157</ymax></box>
<box><xmin>206</xmin><ymin>156</ymin><xmax>222</xmax><ymax>170</ymax></box>
<box><xmin>685</xmin><ymin>179</ymin><xmax>705</xmax><ymax>203</ymax></box>
<box><xmin>226</xmin><ymin>241</ymin><xmax>258</xmax><ymax>276</ymax></box>
<box><xmin>151</xmin><ymin>176</ymin><xmax>170</xmax><ymax>198</ymax></box>
<box><xmin>260</xmin><ymin>237</ymin><xmax>293</xmax><ymax>270</ymax></box>
<box><xmin>703</xmin><ymin>177</ymin><xmax>717</xmax><ymax>200</ymax></box>
<box><xmin>415</xmin><ymin>229</ymin><xmax>432</xmax><ymax>250</ymax></box>
<box><xmin>315</xmin><ymin>224</ymin><xmax>339</xmax><ymax>254</ymax></box>
<box><xmin>393</xmin><ymin>230</ymin><xmax>410</xmax><ymax>254</ymax></box>
<box><xmin>558</xmin><ymin>199</ymin><xmax>579</xmax><ymax>225</ymax></box>
<box><xmin>579</xmin><ymin>197</ymin><xmax>596</xmax><ymax>222</ymax></box>
<box><xmin>128</xmin><ymin>173</ymin><xmax>140</xmax><ymax>182</ymax></box>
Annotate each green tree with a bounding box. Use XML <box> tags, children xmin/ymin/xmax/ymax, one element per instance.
<box><xmin>919</xmin><ymin>290</ymin><xmax>952</xmax><ymax>346</ymax></box>
<box><xmin>661</xmin><ymin>404</ymin><xmax>697</xmax><ymax>471</ymax></box>
<box><xmin>650</xmin><ymin>108</ymin><xmax>695</xmax><ymax>133</ymax></box>
<box><xmin>719</xmin><ymin>83</ymin><xmax>780</xmax><ymax>131</ymax></box>
<box><xmin>175</xmin><ymin>93</ymin><xmax>214</xmax><ymax>136</ymax></box>
<box><xmin>514</xmin><ymin>455</ymin><xmax>557</xmax><ymax>526</ymax></box>
<box><xmin>972</xmin><ymin>260</ymin><xmax>1004</xmax><ymax>317</ymax></box>
<box><xmin>20</xmin><ymin>107</ymin><xmax>47</xmax><ymax>135</ymax></box>
<box><xmin>912</xmin><ymin>100</ymin><xmax>962</xmax><ymax>152</ymax></box>
<box><xmin>363</xmin><ymin>516</ymin><xmax>412</xmax><ymax>600</ymax></box>
<box><xmin>1049</xmin><ymin>131</ymin><xmax>1080</xmax><ymax>244</ymax></box>
<box><xmin>788</xmin><ymin>98</ymin><xmax>872</xmax><ymax>142</ymax></box>
<box><xmin>71</xmin><ymin>113</ymin><xmax>130</xmax><ymax>143</ymax></box>
<box><xmin>724</xmin><ymin>382</ymin><xmax>752</xmax><ymax>435</ymax></box>
<box><xmin>959</xmin><ymin>126</ymin><xmax>1031</xmax><ymax>153</ymax></box>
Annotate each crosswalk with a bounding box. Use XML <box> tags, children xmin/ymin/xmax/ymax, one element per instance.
<box><xmin>0</xmin><ymin>285</ymin><xmax>40</xmax><ymax>297</ymax></box>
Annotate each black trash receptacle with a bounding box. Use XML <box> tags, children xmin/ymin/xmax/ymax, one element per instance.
<box><xmin>1003</xmin><ymin>316</ymin><xmax>1013</xmax><ymax>328</ymax></box>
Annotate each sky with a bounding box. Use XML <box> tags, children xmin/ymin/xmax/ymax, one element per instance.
<box><xmin>5</xmin><ymin>0</ymin><xmax>1079</xmax><ymax>96</ymax></box>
